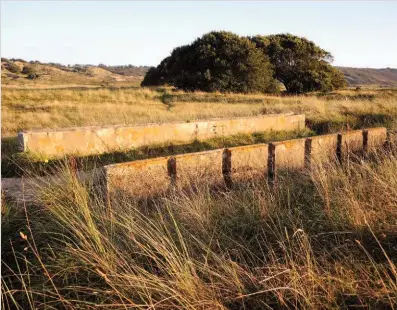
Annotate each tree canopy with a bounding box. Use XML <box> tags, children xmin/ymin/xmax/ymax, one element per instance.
<box><xmin>142</xmin><ymin>31</ymin><xmax>346</xmax><ymax>94</ymax></box>
<box><xmin>142</xmin><ymin>31</ymin><xmax>279</xmax><ymax>93</ymax></box>
<box><xmin>250</xmin><ymin>34</ymin><xmax>346</xmax><ymax>93</ymax></box>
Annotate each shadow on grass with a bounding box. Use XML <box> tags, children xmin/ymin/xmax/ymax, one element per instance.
<box><xmin>1</xmin><ymin>130</ymin><xmax>314</xmax><ymax>178</ymax></box>
<box><xmin>1</xmin><ymin>136</ymin><xmax>20</xmax><ymax>159</ymax></box>
<box><xmin>306</xmin><ymin>112</ymin><xmax>396</xmax><ymax>135</ymax></box>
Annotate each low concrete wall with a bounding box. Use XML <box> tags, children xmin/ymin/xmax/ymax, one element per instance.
<box><xmin>366</xmin><ymin>127</ymin><xmax>387</xmax><ymax>150</ymax></box>
<box><xmin>104</xmin><ymin>157</ymin><xmax>171</xmax><ymax>198</ymax></box>
<box><xmin>175</xmin><ymin>149</ymin><xmax>224</xmax><ymax>188</ymax></box>
<box><xmin>340</xmin><ymin>130</ymin><xmax>363</xmax><ymax>158</ymax></box>
<box><xmin>270</xmin><ymin>138</ymin><xmax>307</xmax><ymax>171</ymax></box>
<box><xmin>104</xmin><ymin>127</ymin><xmax>388</xmax><ymax>199</ymax></box>
<box><xmin>228</xmin><ymin>144</ymin><xmax>268</xmax><ymax>180</ymax></box>
<box><xmin>19</xmin><ymin>113</ymin><xmax>305</xmax><ymax>158</ymax></box>
<box><xmin>309</xmin><ymin>133</ymin><xmax>339</xmax><ymax>163</ymax></box>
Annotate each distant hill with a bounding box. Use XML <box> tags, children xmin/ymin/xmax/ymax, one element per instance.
<box><xmin>1</xmin><ymin>58</ymin><xmax>146</xmax><ymax>88</ymax></box>
<box><xmin>337</xmin><ymin>67</ymin><xmax>397</xmax><ymax>87</ymax></box>
<box><xmin>2</xmin><ymin>58</ymin><xmax>396</xmax><ymax>88</ymax></box>
<box><xmin>97</xmin><ymin>64</ymin><xmax>151</xmax><ymax>77</ymax></box>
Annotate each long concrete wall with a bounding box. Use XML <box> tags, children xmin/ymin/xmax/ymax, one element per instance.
<box><xmin>18</xmin><ymin>113</ymin><xmax>305</xmax><ymax>158</ymax></box>
<box><xmin>104</xmin><ymin>127</ymin><xmax>388</xmax><ymax>199</ymax></box>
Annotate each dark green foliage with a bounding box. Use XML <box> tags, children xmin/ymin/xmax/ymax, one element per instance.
<box><xmin>142</xmin><ymin>31</ymin><xmax>347</xmax><ymax>94</ymax></box>
<box><xmin>21</xmin><ymin>64</ymin><xmax>37</xmax><ymax>75</ymax></box>
<box><xmin>142</xmin><ymin>31</ymin><xmax>279</xmax><ymax>93</ymax></box>
<box><xmin>3</xmin><ymin>61</ymin><xmax>21</xmax><ymax>74</ymax></box>
<box><xmin>26</xmin><ymin>73</ymin><xmax>39</xmax><ymax>80</ymax></box>
<box><xmin>141</xmin><ymin>64</ymin><xmax>169</xmax><ymax>86</ymax></box>
<box><xmin>21</xmin><ymin>64</ymin><xmax>40</xmax><ymax>79</ymax></box>
<box><xmin>250</xmin><ymin>34</ymin><xmax>347</xmax><ymax>93</ymax></box>
<box><xmin>160</xmin><ymin>90</ymin><xmax>174</xmax><ymax>110</ymax></box>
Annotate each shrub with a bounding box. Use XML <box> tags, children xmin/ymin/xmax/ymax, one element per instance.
<box><xmin>3</xmin><ymin>61</ymin><xmax>21</xmax><ymax>74</ymax></box>
<box><xmin>250</xmin><ymin>34</ymin><xmax>347</xmax><ymax>94</ymax></box>
<box><xmin>21</xmin><ymin>65</ymin><xmax>37</xmax><ymax>75</ymax></box>
<box><xmin>142</xmin><ymin>31</ymin><xmax>279</xmax><ymax>94</ymax></box>
<box><xmin>143</xmin><ymin>32</ymin><xmax>346</xmax><ymax>94</ymax></box>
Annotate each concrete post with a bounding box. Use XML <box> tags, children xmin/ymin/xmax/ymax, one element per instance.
<box><xmin>222</xmin><ymin>149</ymin><xmax>232</xmax><ymax>188</ymax></box>
<box><xmin>268</xmin><ymin>143</ymin><xmax>276</xmax><ymax>185</ymax></box>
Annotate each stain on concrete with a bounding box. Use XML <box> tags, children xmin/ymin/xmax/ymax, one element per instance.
<box><xmin>19</xmin><ymin>114</ymin><xmax>305</xmax><ymax>158</ymax></box>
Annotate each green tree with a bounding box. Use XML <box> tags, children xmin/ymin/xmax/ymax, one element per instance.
<box><xmin>142</xmin><ymin>31</ymin><xmax>279</xmax><ymax>93</ymax></box>
<box><xmin>250</xmin><ymin>34</ymin><xmax>346</xmax><ymax>93</ymax></box>
<box><xmin>141</xmin><ymin>56</ymin><xmax>171</xmax><ymax>86</ymax></box>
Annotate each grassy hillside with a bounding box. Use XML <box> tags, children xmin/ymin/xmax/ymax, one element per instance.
<box><xmin>3</xmin><ymin>59</ymin><xmax>397</xmax><ymax>89</ymax></box>
<box><xmin>337</xmin><ymin>66</ymin><xmax>397</xmax><ymax>87</ymax></box>
<box><xmin>1</xmin><ymin>58</ymin><xmax>143</xmax><ymax>88</ymax></box>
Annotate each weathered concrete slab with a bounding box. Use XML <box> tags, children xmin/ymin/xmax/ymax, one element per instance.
<box><xmin>340</xmin><ymin>130</ymin><xmax>363</xmax><ymax>157</ymax></box>
<box><xmin>175</xmin><ymin>149</ymin><xmax>224</xmax><ymax>188</ymax></box>
<box><xmin>19</xmin><ymin>114</ymin><xmax>305</xmax><ymax>158</ymax></box>
<box><xmin>1</xmin><ymin>170</ymin><xmax>97</xmax><ymax>204</ymax></box>
<box><xmin>366</xmin><ymin>127</ymin><xmax>387</xmax><ymax>150</ymax></box>
<box><xmin>310</xmin><ymin>133</ymin><xmax>339</xmax><ymax>163</ymax></box>
<box><xmin>271</xmin><ymin>138</ymin><xmax>307</xmax><ymax>170</ymax></box>
<box><xmin>228</xmin><ymin>144</ymin><xmax>268</xmax><ymax>180</ymax></box>
<box><xmin>104</xmin><ymin>157</ymin><xmax>171</xmax><ymax>198</ymax></box>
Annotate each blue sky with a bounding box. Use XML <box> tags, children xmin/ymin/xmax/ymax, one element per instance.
<box><xmin>1</xmin><ymin>1</ymin><xmax>396</xmax><ymax>68</ymax></box>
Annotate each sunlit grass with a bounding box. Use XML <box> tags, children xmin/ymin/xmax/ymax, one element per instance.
<box><xmin>2</xmin><ymin>86</ymin><xmax>397</xmax><ymax>308</ymax></box>
<box><xmin>2</xmin><ymin>87</ymin><xmax>397</xmax><ymax>138</ymax></box>
<box><xmin>2</xmin><ymin>148</ymin><xmax>397</xmax><ymax>309</ymax></box>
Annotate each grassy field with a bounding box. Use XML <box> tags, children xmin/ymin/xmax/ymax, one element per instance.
<box><xmin>2</xmin><ymin>86</ymin><xmax>397</xmax><ymax>177</ymax></box>
<box><xmin>2</xmin><ymin>86</ymin><xmax>397</xmax><ymax>309</ymax></box>
<box><xmin>2</xmin><ymin>148</ymin><xmax>397</xmax><ymax>309</ymax></box>
<box><xmin>3</xmin><ymin>87</ymin><xmax>397</xmax><ymax>138</ymax></box>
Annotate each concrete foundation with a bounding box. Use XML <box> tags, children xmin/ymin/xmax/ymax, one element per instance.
<box><xmin>103</xmin><ymin>127</ymin><xmax>388</xmax><ymax>199</ymax></box>
<box><xmin>175</xmin><ymin>150</ymin><xmax>224</xmax><ymax>188</ymax></box>
<box><xmin>228</xmin><ymin>144</ymin><xmax>268</xmax><ymax>180</ymax></box>
<box><xmin>270</xmin><ymin>138</ymin><xmax>307</xmax><ymax>171</ymax></box>
<box><xmin>19</xmin><ymin>113</ymin><xmax>305</xmax><ymax>158</ymax></box>
<box><xmin>310</xmin><ymin>133</ymin><xmax>339</xmax><ymax>163</ymax></box>
<box><xmin>104</xmin><ymin>157</ymin><xmax>171</xmax><ymax>198</ymax></box>
<box><xmin>366</xmin><ymin>127</ymin><xmax>387</xmax><ymax>150</ymax></box>
<box><xmin>340</xmin><ymin>130</ymin><xmax>364</xmax><ymax>157</ymax></box>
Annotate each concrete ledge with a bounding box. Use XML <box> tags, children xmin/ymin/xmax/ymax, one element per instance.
<box><xmin>228</xmin><ymin>144</ymin><xmax>268</xmax><ymax>180</ymax></box>
<box><xmin>105</xmin><ymin>156</ymin><xmax>171</xmax><ymax>199</ymax></box>
<box><xmin>270</xmin><ymin>138</ymin><xmax>307</xmax><ymax>171</ymax></box>
<box><xmin>18</xmin><ymin>113</ymin><xmax>305</xmax><ymax>158</ymax></box>
<box><xmin>310</xmin><ymin>133</ymin><xmax>339</xmax><ymax>163</ymax></box>
<box><xmin>340</xmin><ymin>130</ymin><xmax>364</xmax><ymax>157</ymax></box>
<box><xmin>103</xmin><ymin>127</ymin><xmax>388</xmax><ymax>200</ymax></box>
<box><xmin>175</xmin><ymin>149</ymin><xmax>224</xmax><ymax>188</ymax></box>
<box><xmin>366</xmin><ymin>127</ymin><xmax>387</xmax><ymax>150</ymax></box>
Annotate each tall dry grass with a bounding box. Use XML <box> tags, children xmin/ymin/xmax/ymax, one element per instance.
<box><xmin>2</xmin><ymin>148</ymin><xmax>397</xmax><ymax>309</ymax></box>
<box><xmin>2</xmin><ymin>87</ymin><xmax>397</xmax><ymax>137</ymax></box>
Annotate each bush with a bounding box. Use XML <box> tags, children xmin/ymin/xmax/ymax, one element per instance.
<box><xmin>3</xmin><ymin>61</ymin><xmax>21</xmax><ymax>74</ymax></box>
<box><xmin>21</xmin><ymin>65</ymin><xmax>37</xmax><ymax>75</ymax></box>
<box><xmin>142</xmin><ymin>31</ymin><xmax>279</xmax><ymax>94</ymax></box>
<box><xmin>26</xmin><ymin>73</ymin><xmax>39</xmax><ymax>80</ymax></box>
<box><xmin>143</xmin><ymin>32</ymin><xmax>346</xmax><ymax>94</ymax></box>
<box><xmin>250</xmin><ymin>34</ymin><xmax>347</xmax><ymax>94</ymax></box>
